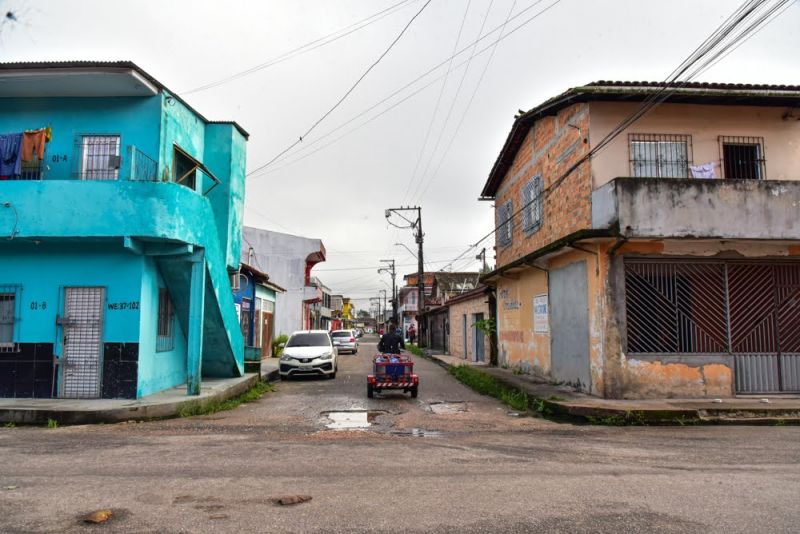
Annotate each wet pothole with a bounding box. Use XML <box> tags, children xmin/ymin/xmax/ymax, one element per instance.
<box><xmin>321</xmin><ymin>410</ymin><xmax>387</xmax><ymax>430</ymax></box>
<box><xmin>391</xmin><ymin>428</ymin><xmax>442</xmax><ymax>438</ymax></box>
<box><xmin>428</xmin><ymin>402</ymin><xmax>467</xmax><ymax>415</ymax></box>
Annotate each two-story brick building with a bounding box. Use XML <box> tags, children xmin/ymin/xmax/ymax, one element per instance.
<box><xmin>480</xmin><ymin>81</ymin><xmax>800</xmax><ymax>399</ymax></box>
<box><xmin>0</xmin><ymin>61</ymin><xmax>248</xmax><ymax>400</ymax></box>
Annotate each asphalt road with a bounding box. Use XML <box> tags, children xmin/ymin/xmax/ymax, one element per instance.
<box><xmin>1</xmin><ymin>335</ymin><xmax>799</xmax><ymax>533</ymax></box>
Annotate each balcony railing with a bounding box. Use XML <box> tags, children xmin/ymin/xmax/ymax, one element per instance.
<box><xmin>126</xmin><ymin>145</ymin><xmax>159</xmax><ymax>182</ymax></box>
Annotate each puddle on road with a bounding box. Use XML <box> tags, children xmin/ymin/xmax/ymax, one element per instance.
<box><xmin>392</xmin><ymin>428</ymin><xmax>442</xmax><ymax>438</ymax></box>
<box><xmin>323</xmin><ymin>410</ymin><xmax>386</xmax><ymax>430</ymax></box>
<box><xmin>429</xmin><ymin>402</ymin><xmax>467</xmax><ymax>415</ymax></box>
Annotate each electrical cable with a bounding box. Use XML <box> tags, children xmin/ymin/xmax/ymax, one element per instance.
<box><xmin>182</xmin><ymin>0</ymin><xmax>418</xmax><ymax>95</ymax></box>
<box><xmin>401</xmin><ymin>0</ymin><xmax>473</xmax><ymax>205</ymax></box>
<box><xmin>250</xmin><ymin>0</ymin><xmax>433</xmax><ymax>175</ymax></box>
<box><xmin>406</xmin><ymin>0</ymin><xmax>499</xmax><ymax>204</ymax></box>
<box><xmin>246</xmin><ymin>0</ymin><xmax>566</xmax><ymax>178</ymax></box>
<box><xmin>413</xmin><ymin>0</ymin><xmax>520</xmax><ymax>204</ymax></box>
<box><xmin>437</xmin><ymin>0</ymin><xmax>789</xmax><ymax>273</ymax></box>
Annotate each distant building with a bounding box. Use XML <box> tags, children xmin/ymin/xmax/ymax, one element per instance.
<box><xmin>0</xmin><ymin>61</ymin><xmax>248</xmax><ymax>399</ymax></box>
<box><xmin>232</xmin><ymin>263</ymin><xmax>285</xmax><ymax>371</ymax></box>
<box><xmin>241</xmin><ymin>227</ymin><xmax>325</xmax><ymax>337</ymax></box>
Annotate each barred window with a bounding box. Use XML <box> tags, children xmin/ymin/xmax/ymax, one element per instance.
<box><xmin>719</xmin><ymin>136</ymin><xmax>765</xmax><ymax>180</ymax></box>
<box><xmin>0</xmin><ymin>285</ymin><xmax>21</xmax><ymax>352</ymax></box>
<box><xmin>497</xmin><ymin>200</ymin><xmax>513</xmax><ymax>247</ymax></box>
<box><xmin>156</xmin><ymin>289</ymin><xmax>175</xmax><ymax>352</ymax></box>
<box><xmin>629</xmin><ymin>134</ymin><xmax>692</xmax><ymax>178</ymax></box>
<box><xmin>521</xmin><ymin>175</ymin><xmax>543</xmax><ymax>234</ymax></box>
<box><xmin>78</xmin><ymin>135</ymin><xmax>121</xmax><ymax>180</ymax></box>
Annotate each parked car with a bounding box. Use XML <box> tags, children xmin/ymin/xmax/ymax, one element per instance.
<box><xmin>279</xmin><ymin>330</ymin><xmax>338</xmax><ymax>379</ymax></box>
<box><xmin>331</xmin><ymin>329</ymin><xmax>359</xmax><ymax>354</ymax></box>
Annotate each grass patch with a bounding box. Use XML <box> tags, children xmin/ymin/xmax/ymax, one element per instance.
<box><xmin>46</xmin><ymin>418</ymin><xmax>58</xmax><ymax>429</ymax></box>
<box><xmin>407</xmin><ymin>344</ymin><xmax>424</xmax><ymax>357</ymax></box>
<box><xmin>4</xmin><ymin>421</ymin><xmax>16</xmax><ymax>428</ymax></box>
<box><xmin>448</xmin><ymin>365</ymin><xmax>528</xmax><ymax>412</ymax></box>
<box><xmin>178</xmin><ymin>380</ymin><xmax>275</xmax><ymax>418</ymax></box>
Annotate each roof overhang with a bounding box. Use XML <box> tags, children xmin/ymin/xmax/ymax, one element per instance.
<box><xmin>480</xmin><ymin>81</ymin><xmax>800</xmax><ymax>199</ymax></box>
<box><xmin>480</xmin><ymin>229</ymin><xmax>615</xmax><ymax>284</ymax></box>
<box><xmin>0</xmin><ymin>67</ymin><xmax>160</xmax><ymax>98</ymax></box>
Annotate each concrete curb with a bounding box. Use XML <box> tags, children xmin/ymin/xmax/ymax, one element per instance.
<box><xmin>0</xmin><ymin>370</ymin><xmax>280</xmax><ymax>425</ymax></box>
<box><xmin>426</xmin><ymin>353</ymin><xmax>800</xmax><ymax>426</ymax></box>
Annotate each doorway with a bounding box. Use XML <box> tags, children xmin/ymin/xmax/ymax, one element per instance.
<box><xmin>473</xmin><ymin>313</ymin><xmax>485</xmax><ymax>362</ymax></box>
<box><xmin>61</xmin><ymin>287</ymin><xmax>105</xmax><ymax>399</ymax></box>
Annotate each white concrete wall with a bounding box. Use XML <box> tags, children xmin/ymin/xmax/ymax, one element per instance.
<box><xmin>241</xmin><ymin>227</ymin><xmax>324</xmax><ymax>337</ymax></box>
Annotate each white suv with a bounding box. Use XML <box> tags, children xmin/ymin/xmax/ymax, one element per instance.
<box><xmin>279</xmin><ymin>330</ymin><xmax>338</xmax><ymax>379</ymax></box>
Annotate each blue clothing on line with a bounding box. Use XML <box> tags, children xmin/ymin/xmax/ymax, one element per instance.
<box><xmin>0</xmin><ymin>133</ymin><xmax>23</xmax><ymax>176</ymax></box>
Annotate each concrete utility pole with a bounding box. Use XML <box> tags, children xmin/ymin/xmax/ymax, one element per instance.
<box><xmin>385</xmin><ymin>207</ymin><xmax>424</xmax><ymax>343</ymax></box>
<box><xmin>476</xmin><ymin>248</ymin><xmax>487</xmax><ymax>273</ymax></box>
<box><xmin>379</xmin><ymin>289</ymin><xmax>387</xmax><ymax>328</ymax></box>
<box><xmin>369</xmin><ymin>297</ymin><xmax>381</xmax><ymax>333</ymax></box>
<box><xmin>379</xmin><ymin>259</ymin><xmax>397</xmax><ymax>326</ymax></box>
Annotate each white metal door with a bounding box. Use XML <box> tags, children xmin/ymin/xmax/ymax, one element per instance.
<box><xmin>61</xmin><ymin>287</ymin><xmax>105</xmax><ymax>399</ymax></box>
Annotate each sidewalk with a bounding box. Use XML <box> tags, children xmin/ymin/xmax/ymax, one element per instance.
<box><xmin>424</xmin><ymin>351</ymin><xmax>800</xmax><ymax>425</ymax></box>
<box><xmin>0</xmin><ymin>361</ymin><xmax>280</xmax><ymax>425</ymax></box>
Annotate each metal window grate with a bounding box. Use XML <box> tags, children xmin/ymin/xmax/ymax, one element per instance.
<box><xmin>624</xmin><ymin>260</ymin><xmax>800</xmax><ymax>393</ymax></box>
<box><xmin>156</xmin><ymin>289</ymin><xmax>175</xmax><ymax>352</ymax></box>
<box><xmin>629</xmin><ymin>133</ymin><xmax>693</xmax><ymax>178</ymax></box>
<box><xmin>719</xmin><ymin>136</ymin><xmax>765</xmax><ymax>179</ymax></box>
<box><xmin>61</xmin><ymin>287</ymin><xmax>104</xmax><ymax>399</ymax></box>
<box><xmin>74</xmin><ymin>135</ymin><xmax>121</xmax><ymax>180</ymax></box>
<box><xmin>521</xmin><ymin>175</ymin><xmax>544</xmax><ymax>234</ymax></box>
<box><xmin>497</xmin><ymin>200</ymin><xmax>513</xmax><ymax>247</ymax></box>
<box><xmin>0</xmin><ymin>285</ymin><xmax>22</xmax><ymax>353</ymax></box>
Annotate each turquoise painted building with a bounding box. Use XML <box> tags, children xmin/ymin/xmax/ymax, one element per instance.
<box><xmin>0</xmin><ymin>61</ymin><xmax>248</xmax><ymax>399</ymax></box>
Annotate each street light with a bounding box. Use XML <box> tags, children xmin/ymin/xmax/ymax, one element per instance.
<box><xmin>394</xmin><ymin>242</ymin><xmax>417</xmax><ymax>259</ymax></box>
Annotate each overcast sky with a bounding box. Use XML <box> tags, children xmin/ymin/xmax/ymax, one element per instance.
<box><xmin>2</xmin><ymin>0</ymin><xmax>798</xmax><ymax>311</ymax></box>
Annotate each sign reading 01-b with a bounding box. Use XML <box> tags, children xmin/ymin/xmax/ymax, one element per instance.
<box><xmin>533</xmin><ymin>294</ymin><xmax>549</xmax><ymax>333</ymax></box>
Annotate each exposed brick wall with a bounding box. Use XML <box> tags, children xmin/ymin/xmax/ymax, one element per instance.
<box><xmin>494</xmin><ymin>103</ymin><xmax>592</xmax><ymax>269</ymax></box>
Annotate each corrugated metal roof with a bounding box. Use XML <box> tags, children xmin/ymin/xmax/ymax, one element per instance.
<box><xmin>480</xmin><ymin>80</ymin><xmax>800</xmax><ymax>198</ymax></box>
<box><xmin>0</xmin><ymin>60</ymin><xmax>250</xmax><ymax>139</ymax></box>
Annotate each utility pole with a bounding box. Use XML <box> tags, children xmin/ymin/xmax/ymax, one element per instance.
<box><xmin>369</xmin><ymin>297</ymin><xmax>379</xmax><ymax>333</ymax></box>
<box><xmin>379</xmin><ymin>259</ymin><xmax>397</xmax><ymax>326</ymax></box>
<box><xmin>385</xmin><ymin>206</ymin><xmax>424</xmax><ymax>343</ymax></box>
<box><xmin>476</xmin><ymin>248</ymin><xmax>487</xmax><ymax>273</ymax></box>
<box><xmin>379</xmin><ymin>289</ymin><xmax>387</xmax><ymax>330</ymax></box>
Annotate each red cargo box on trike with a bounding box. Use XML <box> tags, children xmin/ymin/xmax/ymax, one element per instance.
<box><xmin>367</xmin><ymin>353</ymin><xmax>419</xmax><ymax>398</ymax></box>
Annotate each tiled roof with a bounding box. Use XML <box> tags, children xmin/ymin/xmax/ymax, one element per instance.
<box><xmin>480</xmin><ymin>80</ymin><xmax>800</xmax><ymax>198</ymax></box>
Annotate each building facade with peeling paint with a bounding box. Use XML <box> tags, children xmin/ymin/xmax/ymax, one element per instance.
<box><xmin>480</xmin><ymin>81</ymin><xmax>800</xmax><ymax>399</ymax></box>
<box><xmin>0</xmin><ymin>61</ymin><xmax>248</xmax><ymax>400</ymax></box>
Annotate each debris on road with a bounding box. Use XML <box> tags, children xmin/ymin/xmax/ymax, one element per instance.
<box><xmin>270</xmin><ymin>495</ymin><xmax>313</xmax><ymax>506</ymax></box>
<box><xmin>82</xmin><ymin>509</ymin><xmax>113</xmax><ymax>524</ymax></box>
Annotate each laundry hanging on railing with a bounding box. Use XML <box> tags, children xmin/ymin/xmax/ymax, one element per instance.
<box><xmin>0</xmin><ymin>133</ymin><xmax>23</xmax><ymax>177</ymax></box>
<box><xmin>22</xmin><ymin>128</ymin><xmax>48</xmax><ymax>162</ymax></box>
<box><xmin>689</xmin><ymin>162</ymin><xmax>717</xmax><ymax>179</ymax></box>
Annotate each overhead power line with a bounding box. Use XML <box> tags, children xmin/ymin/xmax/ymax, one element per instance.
<box><xmin>246</xmin><ymin>0</ymin><xmax>564</xmax><ymax>180</ymax></box>
<box><xmin>439</xmin><ymin>0</ymin><xmax>791</xmax><ymax>272</ymax></box>
<box><xmin>402</xmin><ymin>0</ymin><xmax>473</xmax><ymax>205</ymax></box>
<box><xmin>181</xmin><ymin>0</ymin><xmax>418</xmax><ymax>95</ymax></box>
<box><xmin>248</xmin><ymin>0</ymin><xmax>433</xmax><ymax>176</ymax></box>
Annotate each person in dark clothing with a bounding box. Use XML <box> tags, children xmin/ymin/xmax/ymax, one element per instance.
<box><xmin>378</xmin><ymin>322</ymin><xmax>405</xmax><ymax>354</ymax></box>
